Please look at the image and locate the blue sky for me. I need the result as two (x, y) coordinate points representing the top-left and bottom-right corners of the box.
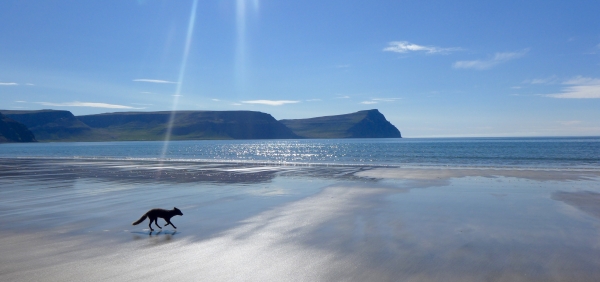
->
(1, 0), (599, 137)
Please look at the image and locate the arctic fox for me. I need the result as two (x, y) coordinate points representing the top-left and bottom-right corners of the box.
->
(132, 207), (183, 231)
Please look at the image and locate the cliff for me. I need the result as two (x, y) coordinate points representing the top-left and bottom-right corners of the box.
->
(0, 113), (37, 143)
(279, 109), (401, 138)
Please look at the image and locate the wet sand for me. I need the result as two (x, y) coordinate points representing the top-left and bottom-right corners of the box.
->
(1, 158), (600, 281)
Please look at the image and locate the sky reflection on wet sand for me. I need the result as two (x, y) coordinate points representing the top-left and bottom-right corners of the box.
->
(1, 158), (600, 281)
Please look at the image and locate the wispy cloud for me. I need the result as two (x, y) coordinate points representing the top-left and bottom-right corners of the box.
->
(335, 95), (350, 99)
(372, 98), (401, 102)
(361, 97), (401, 104)
(384, 41), (461, 54)
(306, 99), (322, 102)
(558, 120), (582, 126)
(0, 82), (18, 86)
(211, 98), (221, 102)
(133, 79), (177, 84)
(15, 100), (27, 103)
(241, 100), (300, 106)
(453, 49), (529, 70)
(523, 75), (559, 85)
(545, 77), (600, 99)
(35, 101), (143, 109)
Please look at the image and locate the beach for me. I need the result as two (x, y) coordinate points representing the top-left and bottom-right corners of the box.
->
(1, 158), (600, 281)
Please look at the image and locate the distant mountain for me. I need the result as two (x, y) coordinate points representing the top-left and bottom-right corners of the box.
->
(0, 113), (37, 143)
(279, 109), (401, 138)
(1, 109), (91, 141)
(0, 109), (401, 141)
(76, 111), (300, 141)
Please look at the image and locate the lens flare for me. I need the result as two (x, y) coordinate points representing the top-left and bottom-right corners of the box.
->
(160, 0), (199, 160)
(235, 0), (259, 93)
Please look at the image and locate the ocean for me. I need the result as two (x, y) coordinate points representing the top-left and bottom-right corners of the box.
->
(1, 136), (599, 169)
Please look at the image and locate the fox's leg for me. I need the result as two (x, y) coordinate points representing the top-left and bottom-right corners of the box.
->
(165, 219), (177, 229)
(148, 221), (154, 231)
(154, 218), (162, 229)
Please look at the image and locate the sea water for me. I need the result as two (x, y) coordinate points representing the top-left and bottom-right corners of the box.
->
(1, 137), (599, 169)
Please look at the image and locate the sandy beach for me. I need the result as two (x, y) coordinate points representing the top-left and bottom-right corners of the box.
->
(2, 158), (600, 281)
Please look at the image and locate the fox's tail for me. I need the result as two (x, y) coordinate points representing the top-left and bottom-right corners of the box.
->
(132, 214), (147, 225)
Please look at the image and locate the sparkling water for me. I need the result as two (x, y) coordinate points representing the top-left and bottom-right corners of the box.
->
(1, 137), (599, 169)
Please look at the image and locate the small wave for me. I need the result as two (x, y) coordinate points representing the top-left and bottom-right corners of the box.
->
(3, 155), (600, 172)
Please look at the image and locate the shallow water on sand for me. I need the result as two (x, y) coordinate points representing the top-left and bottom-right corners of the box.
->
(1, 158), (600, 281)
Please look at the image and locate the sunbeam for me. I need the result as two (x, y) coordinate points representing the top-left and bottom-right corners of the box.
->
(235, 0), (259, 94)
(160, 0), (199, 160)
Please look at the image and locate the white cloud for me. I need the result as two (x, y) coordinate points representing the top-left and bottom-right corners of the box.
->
(133, 79), (177, 84)
(558, 120), (582, 126)
(0, 82), (18, 86)
(360, 98), (401, 105)
(140, 91), (154, 94)
(35, 101), (142, 109)
(523, 75), (559, 85)
(372, 98), (401, 102)
(241, 100), (300, 106)
(306, 99), (322, 102)
(14, 100), (27, 103)
(384, 41), (460, 54)
(545, 77), (600, 99)
(563, 76), (600, 85)
(453, 50), (528, 70)
(335, 95), (350, 99)
(212, 99), (221, 102)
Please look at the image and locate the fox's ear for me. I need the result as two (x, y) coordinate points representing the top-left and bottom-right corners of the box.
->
(174, 207), (177, 209)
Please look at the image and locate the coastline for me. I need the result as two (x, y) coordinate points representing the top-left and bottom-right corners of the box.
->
(2, 158), (600, 281)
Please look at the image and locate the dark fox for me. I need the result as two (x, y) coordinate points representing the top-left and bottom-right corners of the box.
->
(132, 207), (183, 231)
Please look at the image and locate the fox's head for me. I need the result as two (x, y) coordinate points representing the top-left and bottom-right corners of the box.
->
(174, 207), (183, 216)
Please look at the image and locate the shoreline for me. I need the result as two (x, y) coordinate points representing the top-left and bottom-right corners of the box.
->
(3, 156), (600, 172)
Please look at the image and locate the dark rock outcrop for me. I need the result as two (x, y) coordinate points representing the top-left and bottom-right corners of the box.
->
(0, 113), (37, 142)
(280, 109), (401, 138)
